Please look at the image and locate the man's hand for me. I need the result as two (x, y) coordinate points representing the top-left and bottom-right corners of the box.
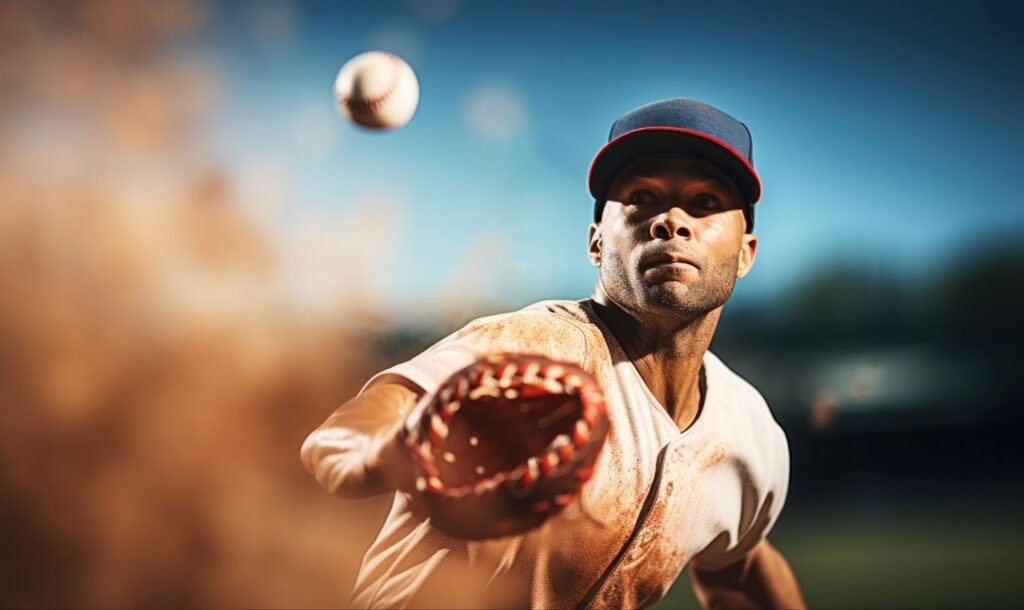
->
(690, 539), (805, 609)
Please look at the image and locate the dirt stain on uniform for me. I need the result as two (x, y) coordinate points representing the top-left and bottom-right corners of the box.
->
(699, 441), (728, 472)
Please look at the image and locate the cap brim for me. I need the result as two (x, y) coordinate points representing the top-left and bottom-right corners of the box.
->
(588, 127), (761, 205)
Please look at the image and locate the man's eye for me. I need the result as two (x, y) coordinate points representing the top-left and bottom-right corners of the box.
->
(627, 190), (656, 206)
(693, 195), (723, 210)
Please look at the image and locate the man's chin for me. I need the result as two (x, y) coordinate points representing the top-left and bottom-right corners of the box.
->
(642, 283), (699, 311)
(639, 282), (725, 317)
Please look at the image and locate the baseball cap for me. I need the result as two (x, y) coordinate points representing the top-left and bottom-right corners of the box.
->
(588, 98), (760, 230)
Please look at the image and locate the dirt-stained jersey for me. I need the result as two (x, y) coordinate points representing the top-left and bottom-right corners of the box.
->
(338, 299), (790, 609)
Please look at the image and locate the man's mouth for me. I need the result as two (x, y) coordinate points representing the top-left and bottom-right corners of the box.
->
(639, 252), (701, 272)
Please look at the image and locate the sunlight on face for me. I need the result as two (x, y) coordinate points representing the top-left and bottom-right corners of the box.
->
(590, 155), (757, 319)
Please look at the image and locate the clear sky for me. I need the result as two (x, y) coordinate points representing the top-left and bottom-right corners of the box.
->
(197, 0), (1023, 320)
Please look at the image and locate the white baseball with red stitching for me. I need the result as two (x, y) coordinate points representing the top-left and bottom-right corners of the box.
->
(334, 50), (419, 130)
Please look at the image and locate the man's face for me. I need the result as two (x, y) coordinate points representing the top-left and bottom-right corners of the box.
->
(588, 154), (758, 320)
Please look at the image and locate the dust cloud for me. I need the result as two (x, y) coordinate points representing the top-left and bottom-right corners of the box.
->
(0, 2), (396, 607)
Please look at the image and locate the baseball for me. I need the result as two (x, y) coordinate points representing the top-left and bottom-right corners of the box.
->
(333, 50), (419, 130)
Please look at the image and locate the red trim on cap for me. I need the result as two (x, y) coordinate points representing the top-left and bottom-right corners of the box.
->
(588, 126), (762, 203)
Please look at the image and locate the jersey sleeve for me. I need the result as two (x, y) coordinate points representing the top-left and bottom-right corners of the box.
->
(689, 420), (791, 571)
(361, 311), (591, 397)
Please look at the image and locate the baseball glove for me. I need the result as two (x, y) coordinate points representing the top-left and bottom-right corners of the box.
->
(402, 353), (609, 540)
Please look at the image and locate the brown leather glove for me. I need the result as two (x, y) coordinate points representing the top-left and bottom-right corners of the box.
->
(401, 353), (609, 540)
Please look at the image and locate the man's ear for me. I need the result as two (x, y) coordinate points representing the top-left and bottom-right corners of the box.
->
(736, 233), (757, 278)
(587, 223), (602, 267)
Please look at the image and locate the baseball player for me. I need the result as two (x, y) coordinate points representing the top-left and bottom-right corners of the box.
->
(301, 98), (806, 609)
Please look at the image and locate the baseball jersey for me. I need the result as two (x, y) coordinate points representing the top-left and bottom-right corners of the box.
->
(348, 299), (790, 609)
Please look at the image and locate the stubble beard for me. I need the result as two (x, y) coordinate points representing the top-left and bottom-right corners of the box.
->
(601, 251), (740, 319)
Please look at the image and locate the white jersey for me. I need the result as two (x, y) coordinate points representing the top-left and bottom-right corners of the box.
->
(349, 299), (790, 609)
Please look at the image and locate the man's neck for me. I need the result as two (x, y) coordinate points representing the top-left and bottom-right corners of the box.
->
(591, 283), (720, 432)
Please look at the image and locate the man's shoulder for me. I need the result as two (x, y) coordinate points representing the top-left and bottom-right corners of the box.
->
(364, 300), (603, 395)
(705, 351), (790, 486)
(705, 350), (786, 436)
(445, 299), (603, 366)
(458, 299), (601, 341)
(705, 351), (765, 406)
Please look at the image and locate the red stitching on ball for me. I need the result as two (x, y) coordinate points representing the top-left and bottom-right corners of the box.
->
(342, 53), (402, 113)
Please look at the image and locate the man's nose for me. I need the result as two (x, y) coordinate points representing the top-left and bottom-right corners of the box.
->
(650, 211), (692, 240)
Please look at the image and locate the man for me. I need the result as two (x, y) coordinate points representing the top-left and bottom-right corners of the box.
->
(301, 98), (806, 609)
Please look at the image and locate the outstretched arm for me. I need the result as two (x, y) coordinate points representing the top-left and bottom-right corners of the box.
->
(690, 539), (805, 609)
(300, 380), (422, 498)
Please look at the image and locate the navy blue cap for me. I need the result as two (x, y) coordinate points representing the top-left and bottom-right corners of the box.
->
(588, 98), (761, 225)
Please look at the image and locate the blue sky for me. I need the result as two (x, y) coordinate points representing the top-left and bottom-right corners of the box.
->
(197, 0), (1023, 319)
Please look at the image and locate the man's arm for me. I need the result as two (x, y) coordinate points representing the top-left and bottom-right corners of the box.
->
(300, 380), (422, 498)
(690, 539), (805, 609)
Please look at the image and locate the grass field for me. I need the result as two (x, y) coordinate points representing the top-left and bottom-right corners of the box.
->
(652, 501), (1024, 609)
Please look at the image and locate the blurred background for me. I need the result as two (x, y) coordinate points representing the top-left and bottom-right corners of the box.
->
(0, 0), (1021, 608)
